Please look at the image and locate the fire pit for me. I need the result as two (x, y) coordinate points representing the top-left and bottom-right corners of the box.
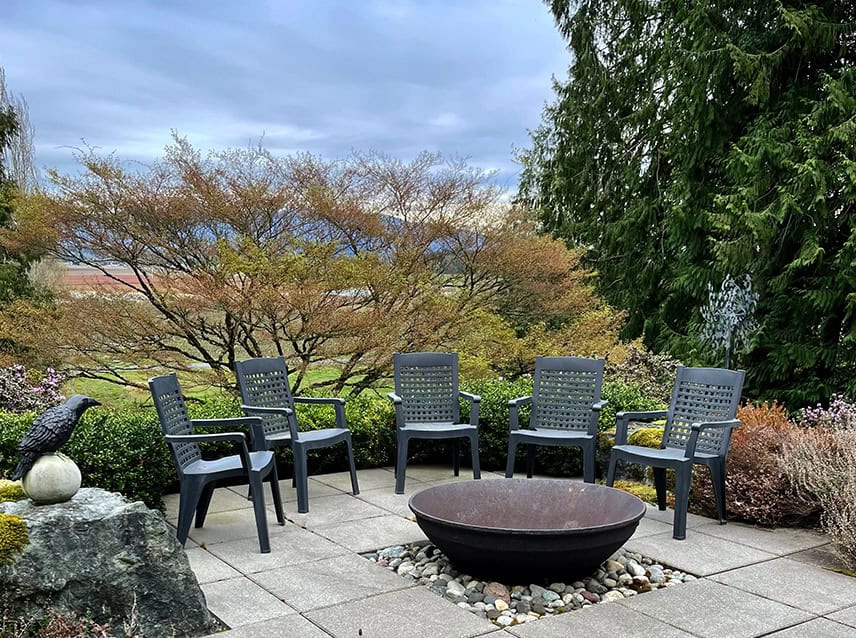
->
(409, 479), (646, 581)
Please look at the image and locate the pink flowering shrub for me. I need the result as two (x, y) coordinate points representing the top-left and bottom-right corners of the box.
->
(0, 365), (65, 413)
(798, 394), (856, 431)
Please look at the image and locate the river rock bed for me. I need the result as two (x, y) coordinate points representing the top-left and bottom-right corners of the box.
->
(362, 543), (695, 628)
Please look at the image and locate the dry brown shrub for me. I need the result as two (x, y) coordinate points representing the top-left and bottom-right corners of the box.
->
(0, 609), (110, 638)
(781, 428), (856, 570)
(690, 401), (817, 526)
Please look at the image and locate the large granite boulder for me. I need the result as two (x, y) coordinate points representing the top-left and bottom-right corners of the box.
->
(0, 488), (215, 637)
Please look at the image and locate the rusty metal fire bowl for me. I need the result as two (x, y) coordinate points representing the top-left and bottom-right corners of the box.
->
(408, 479), (647, 581)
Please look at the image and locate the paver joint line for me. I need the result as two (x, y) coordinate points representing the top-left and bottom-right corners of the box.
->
(174, 466), (852, 636)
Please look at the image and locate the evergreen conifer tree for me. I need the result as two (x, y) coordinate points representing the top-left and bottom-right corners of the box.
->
(518, 1), (856, 405)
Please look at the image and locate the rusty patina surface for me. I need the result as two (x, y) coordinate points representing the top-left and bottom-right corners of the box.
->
(409, 479), (646, 581)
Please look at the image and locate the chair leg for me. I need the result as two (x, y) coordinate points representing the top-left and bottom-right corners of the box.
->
(194, 482), (216, 528)
(470, 434), (480, 480)
(249, 472), (271, 553)
(606, 454), (618, 487)
(582, 443), (596, 484)
(526, 445), (536, 478)
(176, 483), (200, 546)
(505, 438), (517, 478)
(395, 437), (409, 494)
(452, 439), (460, 476)
(294, 445), (310, 514)
(652, 467), (668, 511)
(346, 435), (360, 495)
(672, 466), (692, 541)
(268, 464), (285, 525)
(710, 460), (727, 524)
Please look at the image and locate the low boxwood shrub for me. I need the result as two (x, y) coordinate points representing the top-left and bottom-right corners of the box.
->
(0, 393), (397, 510)
(0, 375), (671, 508)
(0, 408), (174, 511)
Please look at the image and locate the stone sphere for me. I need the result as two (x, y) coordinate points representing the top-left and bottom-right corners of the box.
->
(22, 452), (82, 505)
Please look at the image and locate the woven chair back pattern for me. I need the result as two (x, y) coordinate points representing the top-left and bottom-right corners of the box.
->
(665, 369), (744, 455)
(398, 363), (458, 424)
(236, 360), (293, 437)
(532, 367), (601, 431)
(150, 375), (200, 470)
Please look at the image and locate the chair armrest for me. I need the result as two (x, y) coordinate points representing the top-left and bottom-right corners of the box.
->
(166, 432), (246, 444)
(585, 399), (609, 435)
(686, 419), (741, 458)
(616, 410), (668, 422)
(293, 396), (347, 429)
(691, 419), (741, 432)
(508, 395), (532, 431)
(191, 416), (266, 451)
(239, 405), (294, 416)
(191, 417), (265, 428)
(508, 395), (533, 408)
(166, 432), (253, 472)
(460, 391), (480, 426)
(240, 405), (299, 446)
(614, 409), (668, 445)
(387, 393), (405, 430)
(293, 396), (345, 406)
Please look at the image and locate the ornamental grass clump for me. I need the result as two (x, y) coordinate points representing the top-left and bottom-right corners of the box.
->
(782, 418), (856, 570)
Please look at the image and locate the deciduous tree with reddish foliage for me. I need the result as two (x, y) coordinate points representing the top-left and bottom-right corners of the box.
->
(2, 137), (622, 393)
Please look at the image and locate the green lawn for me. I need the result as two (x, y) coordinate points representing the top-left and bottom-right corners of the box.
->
(63, 365), (392, 410)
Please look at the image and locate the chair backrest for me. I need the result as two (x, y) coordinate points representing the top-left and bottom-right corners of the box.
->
(531, 356), (605, 431)
(234, 357), (294, 437)
(663, 367), (746, 456)
(148, 373), (200, 474)
(393, 352), (460, 424)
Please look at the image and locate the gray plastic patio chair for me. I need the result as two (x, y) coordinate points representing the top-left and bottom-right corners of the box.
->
(234, 357), (359, 514)
(148, 373), (284, 553)
(606, 366), (745, 540)
(505, 356), (607, 483)
(388, 352), (481, 494)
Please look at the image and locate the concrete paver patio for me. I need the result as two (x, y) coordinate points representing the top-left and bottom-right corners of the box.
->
(162, 466), (856, 637)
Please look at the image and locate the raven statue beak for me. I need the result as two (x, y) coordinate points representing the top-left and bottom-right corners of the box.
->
(90, 399), (102, 406)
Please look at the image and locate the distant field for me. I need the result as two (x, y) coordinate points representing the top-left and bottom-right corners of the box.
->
(62, 365), (392, 410)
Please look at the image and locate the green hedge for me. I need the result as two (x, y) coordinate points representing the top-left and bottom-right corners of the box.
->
(0, 378), (664, 510)
(0, 408), (174, 511)
(0, 395), (397, 511)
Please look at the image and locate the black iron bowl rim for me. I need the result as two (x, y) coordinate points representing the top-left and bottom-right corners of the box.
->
(408, 480), (647, 536)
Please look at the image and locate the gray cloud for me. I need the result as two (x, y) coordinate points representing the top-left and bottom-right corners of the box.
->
(0, 0), (568, 190)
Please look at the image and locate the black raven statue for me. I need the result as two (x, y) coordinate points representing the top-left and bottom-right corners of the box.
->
(10, 394), (101, 481)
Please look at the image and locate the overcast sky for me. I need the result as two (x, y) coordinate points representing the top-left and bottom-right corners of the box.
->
(1, 0), (568, 191)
